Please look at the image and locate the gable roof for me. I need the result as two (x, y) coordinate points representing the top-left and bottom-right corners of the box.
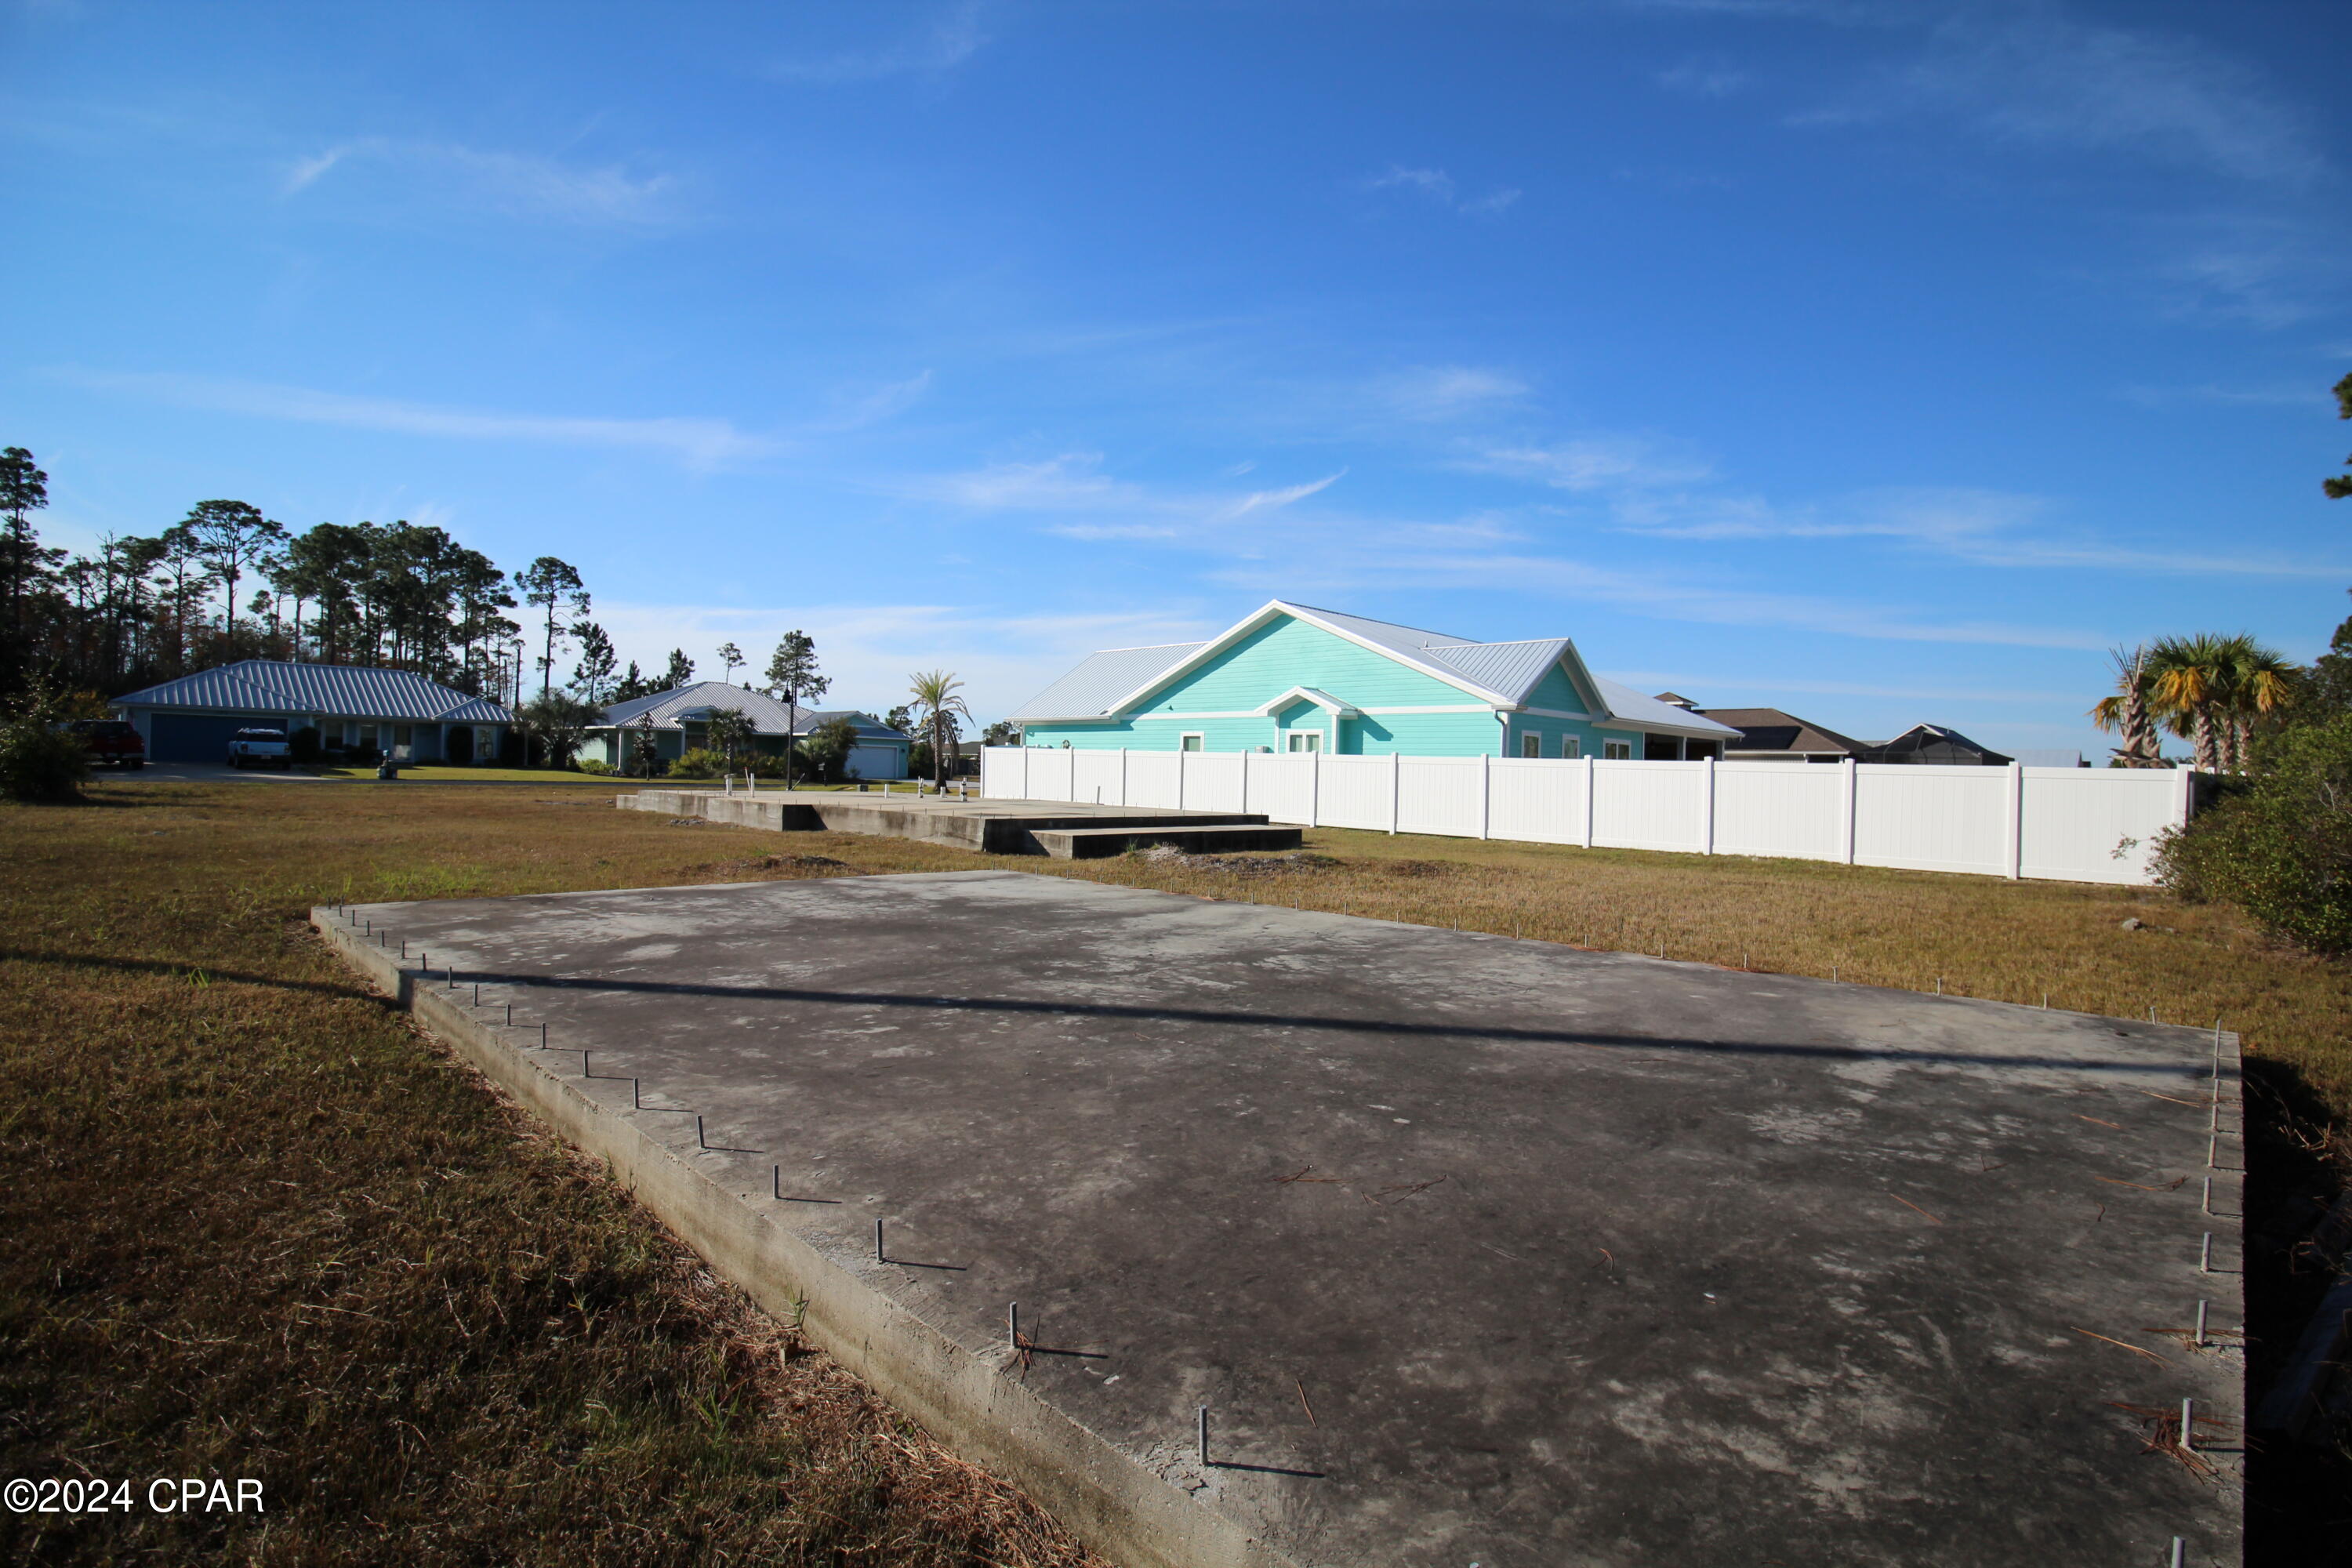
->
(112, 660), (513, 723)
(1694, 706), (1871, 757)
(598, 682), (906, 739)
(1005, 642), (1209, 722)
(1008, 601), (1737, 736)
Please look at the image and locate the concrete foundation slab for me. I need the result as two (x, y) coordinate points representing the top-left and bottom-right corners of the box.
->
(619, 788), (1296, 856)
(317, 872), (2243, 1568)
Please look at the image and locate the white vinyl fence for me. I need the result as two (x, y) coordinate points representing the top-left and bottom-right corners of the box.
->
(980, 747), (2198, 887)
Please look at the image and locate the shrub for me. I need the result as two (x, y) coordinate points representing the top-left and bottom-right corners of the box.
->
(0, 691), (93, 803)
(667, 747), (725, 779)
(2155, 714), (2352, 954)
(574, 757), (614, 776)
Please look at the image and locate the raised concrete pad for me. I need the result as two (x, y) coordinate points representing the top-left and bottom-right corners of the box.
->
(619, 788), (1289, 857)
(1028, 824), (1305, 858)
(317, 873), (2244, 1568)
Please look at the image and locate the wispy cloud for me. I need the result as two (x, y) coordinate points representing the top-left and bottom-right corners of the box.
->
(1657, 54), (1750, 97)
(58, 370), (779, 469)
(893, 452), (1345, 539)
(1362, 165), (1521, 217)
(1459, 435), (1713, 492)
(1377, 366), (1530, 422)
(768, 2), (987, 83)
(1787, 12), (2325, 187)
(281, 136), (681, 224)
(2119, 382), (2330, 408)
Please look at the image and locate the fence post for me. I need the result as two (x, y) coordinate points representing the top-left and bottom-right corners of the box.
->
(1389, 750), (1401, 835)
(1840, 757), (1858, 865)
(1019, 746), (1030, 801)
(2005, 760), (2024, 880)
(1241, 748), (1251, 813)
(1308, 747), (1319, 829)
(1582, 754), (1595, 848)
(2179, 763), (2197, 829)
(1700, 757), (1716, 855)
(1479, 752), (1491, 840)
(1178, 746), (1188, 811)
(1119, 746), (1127, 807)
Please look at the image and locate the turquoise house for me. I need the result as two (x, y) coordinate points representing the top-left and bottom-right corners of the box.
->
(1007, 601), (1740, 760)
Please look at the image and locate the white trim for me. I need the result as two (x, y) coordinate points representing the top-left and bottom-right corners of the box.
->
(1254, 685), (1360, 718)
(1103, 600), (1513, 714)
(1516, 706), (1595, 721)
(1178, 731), (1205, 752)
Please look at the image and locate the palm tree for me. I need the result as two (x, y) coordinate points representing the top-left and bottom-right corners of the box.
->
(2089, 645), (2164, 768)
(2143, 633), (2231, 772)
(2139, 633), (2297, 773)
(907, 669), (972, 790)
(2215, 633), (2296, 771)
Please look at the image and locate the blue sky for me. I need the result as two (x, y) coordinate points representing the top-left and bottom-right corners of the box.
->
(5, 0), (2347, 753)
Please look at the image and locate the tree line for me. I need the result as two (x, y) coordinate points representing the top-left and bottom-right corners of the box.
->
(0, 445), (629, 706)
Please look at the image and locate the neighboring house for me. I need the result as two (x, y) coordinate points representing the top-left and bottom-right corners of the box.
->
(111, 659), (514, 764)
(1653, 695), (1871, 763)
(583, 682), (910, 779)
(2012, 749), (2088, 768)
(1864, 724), (2013, 766)
(1007, 601), (1740, 760)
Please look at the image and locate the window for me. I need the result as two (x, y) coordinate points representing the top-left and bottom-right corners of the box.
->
(1603, 739), (1632, 760)
(1643, 734), (1684, 761)
(1560, 736), (1580, 759)
(1180, 733), (1204, 752)
(1521, 734), (1541, 758)
(1286, 731), (1322, 753)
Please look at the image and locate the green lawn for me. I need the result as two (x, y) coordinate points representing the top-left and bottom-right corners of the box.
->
(301, 764), (623, 783)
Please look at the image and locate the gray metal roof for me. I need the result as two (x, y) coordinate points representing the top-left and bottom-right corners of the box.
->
(1006, 643), (1207, 722)
(599, 682), (907, 740)
(112, 660), (514, 723)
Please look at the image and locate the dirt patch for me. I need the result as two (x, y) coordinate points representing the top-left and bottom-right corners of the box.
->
(1134, 844), (1338, 879)
(706, 853), (851, 875)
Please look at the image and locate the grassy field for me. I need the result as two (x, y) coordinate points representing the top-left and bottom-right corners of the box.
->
(301, 764), (620, 783)
(2, 781), (2344, 1563)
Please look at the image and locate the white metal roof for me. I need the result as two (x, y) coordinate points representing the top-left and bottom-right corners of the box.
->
(1421, 638), (1576, 708)
(1005, 642), (1207, 722)
(1591, 679), (1741, 738)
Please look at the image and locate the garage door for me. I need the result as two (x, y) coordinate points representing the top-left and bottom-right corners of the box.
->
(844, 743), (906, 780)
(148, 712), (285, 763)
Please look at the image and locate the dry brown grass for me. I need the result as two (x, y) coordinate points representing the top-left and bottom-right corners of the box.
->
(2, 779), (2345, 1563)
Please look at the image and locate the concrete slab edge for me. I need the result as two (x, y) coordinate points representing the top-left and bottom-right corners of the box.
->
(310, 906), (1298, 1568)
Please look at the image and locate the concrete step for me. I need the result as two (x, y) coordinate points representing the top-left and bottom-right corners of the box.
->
(1029, 823), (1305, 859)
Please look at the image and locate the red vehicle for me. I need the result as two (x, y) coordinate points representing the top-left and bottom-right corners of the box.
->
(65, 719), (147, 769)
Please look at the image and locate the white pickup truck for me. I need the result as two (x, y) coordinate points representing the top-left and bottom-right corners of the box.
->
(226, 727), (293, 769)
